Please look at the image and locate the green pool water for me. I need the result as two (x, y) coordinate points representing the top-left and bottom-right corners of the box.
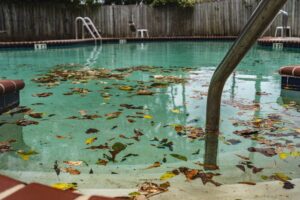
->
(0, 41), (299, 189)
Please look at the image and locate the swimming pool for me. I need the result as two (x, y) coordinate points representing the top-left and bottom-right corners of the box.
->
(0, 41), (299, 191)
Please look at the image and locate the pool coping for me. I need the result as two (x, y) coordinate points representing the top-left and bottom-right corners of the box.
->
(0, 36), (237, 49)
(258, 37), (300, 48)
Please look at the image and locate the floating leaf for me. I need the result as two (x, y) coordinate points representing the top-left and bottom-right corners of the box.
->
(85, 137), (97, 145)
(119, 85), (133, 91)
(105, 112), (122, 120)
(16, 119), (39, 126)
(85, 128), (99, 134)
(279, 152), (289, 160)
(171, 109), (180, 114)
(51, 182), (77, 190)
(143, 115), (153, 119)
(17, 150), (38, 160)
(136, 90), (154, 95)
(33, 92), (53, 98)
(170, 154), (187, 161)
(28, 112), (43, 119)
(160, 171), (177, 180)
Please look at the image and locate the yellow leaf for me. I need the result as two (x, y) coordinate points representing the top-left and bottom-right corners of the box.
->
(295, 128), (300, 133)
(51, 183), (77, 190)
(144, 115), (153, 119)
(160, 171), (177, 180)
(274, 173), (291, 181)
(171, 109), (180, 114)
(17, 150), (38, 161)
(279, 152), (289, 160)
(290, 151), (300, 157)
(85, 137), (97, 145)
(119, 86), (133, 91)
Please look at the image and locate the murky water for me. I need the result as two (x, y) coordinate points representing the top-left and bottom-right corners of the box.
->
(0, 41), (299, 189)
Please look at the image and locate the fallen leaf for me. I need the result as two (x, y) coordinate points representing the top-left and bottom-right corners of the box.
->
(160, 171), (177, 180)
(144, 115), (153, 119)
(170, 154), (187, 161)
(63, 161), (83, 166)
(137, 90), (154, 95)
(144, 162), (161, 169)
(51, 182), (77, 190)
(105, 112), (122, 120)
(85, 128), (99, 134)
(64, 167), (81, 175)
(279, 152), (289, 160)
(33, 92), (53, 97)
(85, 137), (97, 145)
(97, 159), (108, 166)
(238, 181), (256, 185)
(248, 147), (277, 157)
(236, 165), (246, 172)
(171, 109), (180, 114)
(119, 85), (133, 91)
(283, 181), (295, 189)
(28, 113), (43, 119)
(17, 150), (38, 160)
(16, 119), (39, 126)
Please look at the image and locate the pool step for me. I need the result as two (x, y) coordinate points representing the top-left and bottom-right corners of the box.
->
(0, 174), (118, 200)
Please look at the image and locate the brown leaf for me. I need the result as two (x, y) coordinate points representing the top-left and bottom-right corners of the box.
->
(64, 167), (80, 175)
(136, 90), (154, 95)
(97, 159), (108, 166)
(248, 147), (277, 157)
(85, 128), (99, 134)
(238, 181), (256, 185)
(33, 92), (53, 97)
(252, 167), (264, 174)
(236, 165), (246, 172)
(16, 119), (39, 126)
(144, 162), (161, 169)
(28, 113), (43, 119)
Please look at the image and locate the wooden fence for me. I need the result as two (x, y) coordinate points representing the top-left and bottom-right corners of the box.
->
(0, 0), (299, 41)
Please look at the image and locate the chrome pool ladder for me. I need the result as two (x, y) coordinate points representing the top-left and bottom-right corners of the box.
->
(75, 17), (102, 41)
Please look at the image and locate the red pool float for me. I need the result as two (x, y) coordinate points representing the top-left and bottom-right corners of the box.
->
(279, 66), (300, 91)
(0, 80), (25, 114)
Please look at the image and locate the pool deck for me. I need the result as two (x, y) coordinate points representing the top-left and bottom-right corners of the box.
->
(0, 36), (237, 48)
(258, 37), (300, 48)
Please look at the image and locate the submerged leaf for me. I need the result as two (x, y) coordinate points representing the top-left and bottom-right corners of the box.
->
(64, 167), (81, 175)
(85, 137), (97, 145)
(160, 171), (177, 180)
(144, 162), (161, 169)
(17, 150), (38, 160)
(170, 154), (187, 161)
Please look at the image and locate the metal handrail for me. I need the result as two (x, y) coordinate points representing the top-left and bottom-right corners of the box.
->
(84, 17), (102, 39)
(261, 9), (289, 37)
(204, 0), (288, 166)
(75, 17), (101, 40)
